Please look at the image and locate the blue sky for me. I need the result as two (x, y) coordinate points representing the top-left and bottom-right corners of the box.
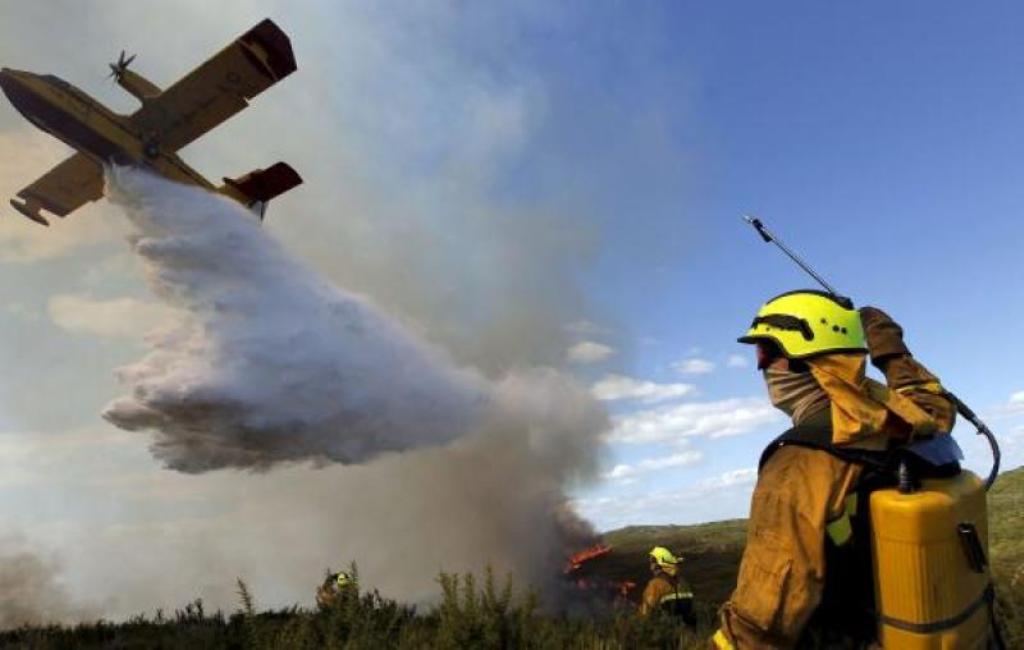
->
(0, 0), (1022, 612)
(495, 2), (1024, 526)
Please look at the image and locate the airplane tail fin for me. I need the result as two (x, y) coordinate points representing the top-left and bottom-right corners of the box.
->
(220, 162), (302, 221)
(10, 197), (50, 226)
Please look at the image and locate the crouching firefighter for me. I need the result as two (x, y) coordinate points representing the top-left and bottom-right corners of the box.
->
(640, 546), (697, 628)
(711, 290), (965, 649)
(316, 570), (358, 608)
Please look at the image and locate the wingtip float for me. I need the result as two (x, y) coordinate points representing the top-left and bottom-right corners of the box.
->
(0, 18), (302, 227)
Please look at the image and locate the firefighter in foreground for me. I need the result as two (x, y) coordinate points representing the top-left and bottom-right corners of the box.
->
(711, 290), (956, 649)
(640, 546), (696, 627)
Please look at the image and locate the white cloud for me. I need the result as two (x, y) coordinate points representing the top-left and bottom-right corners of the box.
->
(567, 340), (615, 364)
(608, 397), (781, 444)
(591, 374), (694, 404)
(700, 467), (757, 490)
(48, 294), (174, 341)
(726, 354), (749, 369)
(673, 357), (715, 375)
(604, 450), (703, 482)
(572, 465), (760, 530)
(989, 391), (1024, 419)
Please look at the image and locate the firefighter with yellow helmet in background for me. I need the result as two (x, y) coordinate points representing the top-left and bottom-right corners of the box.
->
(710, 290), (956, 649)
(316, 570), (359, 608)
(640, 546), (696, 627)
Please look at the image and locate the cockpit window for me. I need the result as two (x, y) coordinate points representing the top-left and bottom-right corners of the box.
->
(40, 74), (70, 88)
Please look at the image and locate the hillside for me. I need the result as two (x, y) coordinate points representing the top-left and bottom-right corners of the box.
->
(987, 464), (1024, 577)
(595, 466), (1024, 598)
(596, 520), (746, 606)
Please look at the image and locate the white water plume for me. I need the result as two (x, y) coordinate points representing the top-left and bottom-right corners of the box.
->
(100, 167), (605, 493)
(100, 168), (503, 472)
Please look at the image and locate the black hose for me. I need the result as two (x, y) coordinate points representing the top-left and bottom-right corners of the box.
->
(985, 583), (1008, 650)
(946, 392), (1001, 491)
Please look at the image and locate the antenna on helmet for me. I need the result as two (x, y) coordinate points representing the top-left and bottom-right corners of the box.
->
(742, 215), (841, 296)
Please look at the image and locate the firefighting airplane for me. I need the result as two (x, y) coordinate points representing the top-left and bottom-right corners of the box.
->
(0, 18), (302, 226)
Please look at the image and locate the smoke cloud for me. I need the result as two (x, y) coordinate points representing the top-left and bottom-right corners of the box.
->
(99, 167), (607, 603)
(0, 3), (673, 619)
(0, 538), (94, 628)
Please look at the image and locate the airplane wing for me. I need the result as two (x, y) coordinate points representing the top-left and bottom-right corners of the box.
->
(130, 19), (296, 153)
(10, 152), (103, 225)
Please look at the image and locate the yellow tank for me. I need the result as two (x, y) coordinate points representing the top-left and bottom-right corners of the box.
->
(870, 470), (992, 649)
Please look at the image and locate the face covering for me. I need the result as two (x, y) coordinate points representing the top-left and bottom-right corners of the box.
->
(764, 366), (830, 424)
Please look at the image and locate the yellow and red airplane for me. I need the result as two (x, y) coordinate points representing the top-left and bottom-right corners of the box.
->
(0, 18), (302, 226)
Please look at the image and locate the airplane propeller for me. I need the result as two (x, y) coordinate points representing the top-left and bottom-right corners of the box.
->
(107, 50), (136, 81)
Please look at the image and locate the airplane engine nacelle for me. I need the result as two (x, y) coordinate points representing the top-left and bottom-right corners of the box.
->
(117, 70), (161, 103)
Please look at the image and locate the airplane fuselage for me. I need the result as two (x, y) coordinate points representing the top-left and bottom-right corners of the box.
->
(0, 19), (301, 226)
(0, 68), (214, 190)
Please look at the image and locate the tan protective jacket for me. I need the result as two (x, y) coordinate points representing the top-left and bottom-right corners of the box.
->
(712, 353), (955, 650)
(639, 573), (694, 617)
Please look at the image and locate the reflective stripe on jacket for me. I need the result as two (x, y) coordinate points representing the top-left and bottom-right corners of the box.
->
(639, 575), (693, 617)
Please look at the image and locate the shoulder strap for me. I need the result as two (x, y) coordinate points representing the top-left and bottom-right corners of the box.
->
(759, 425), (893, 472)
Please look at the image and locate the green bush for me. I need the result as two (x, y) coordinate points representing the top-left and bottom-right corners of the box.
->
(0, 566), (706, 650)
(0, 571), (1018, 649)
(994, 571), (1024, 648)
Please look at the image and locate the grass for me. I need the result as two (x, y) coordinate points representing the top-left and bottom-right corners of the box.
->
(987, 462), (1024, 576)
(0, 468), (1020, 648)
(987, 465), (1024, 647)
(0, 570), (707, 650)
(601, 519), (747, 607)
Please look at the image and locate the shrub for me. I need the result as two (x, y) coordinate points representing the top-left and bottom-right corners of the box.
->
(0, 570), (1016, 648)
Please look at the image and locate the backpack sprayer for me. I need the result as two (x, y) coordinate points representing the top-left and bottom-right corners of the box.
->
(744, 215), (1007, 650)
(742, 214), (1001, 490)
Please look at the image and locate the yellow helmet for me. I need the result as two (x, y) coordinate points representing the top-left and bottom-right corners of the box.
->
(738, 290), (866, 359)
(649, 546), (680, 571)
(335, 571), (356, 589)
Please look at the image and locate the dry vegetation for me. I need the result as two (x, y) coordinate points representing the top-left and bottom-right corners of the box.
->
(0, 468), (1020, 649)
